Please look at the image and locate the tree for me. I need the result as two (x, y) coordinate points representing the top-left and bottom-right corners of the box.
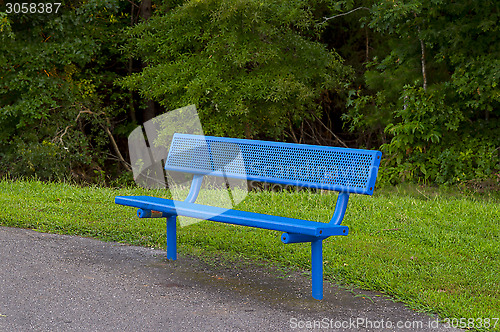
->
(345, 0), (500, 184)
(120, 0), (351, 140)
(0, 0), (132, 181)
(138, 0), (158, 123)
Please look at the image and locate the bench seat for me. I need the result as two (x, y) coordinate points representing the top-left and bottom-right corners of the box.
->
(115, 195), (348, 238)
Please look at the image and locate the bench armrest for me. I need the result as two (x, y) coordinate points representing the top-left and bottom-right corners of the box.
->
(329, 192), (349, 225)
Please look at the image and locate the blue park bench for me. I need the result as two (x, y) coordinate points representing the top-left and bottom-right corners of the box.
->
(115, 133), (382, 300)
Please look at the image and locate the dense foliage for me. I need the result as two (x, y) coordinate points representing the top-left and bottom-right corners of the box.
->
(0, 0), (498, 186)
(346, 0), (500, 184)
(0, 0), (132, 182)
(120, 0), (351, 139)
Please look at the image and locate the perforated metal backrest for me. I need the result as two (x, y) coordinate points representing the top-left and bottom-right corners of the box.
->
(165, 134), (382, 195)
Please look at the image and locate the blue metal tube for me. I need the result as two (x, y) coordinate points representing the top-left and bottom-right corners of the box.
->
(311, 239), (323, 300)
(281, 233), (319, 244)
(166, 215), (177, 260)
(329, 192), (349, 225)
(184, 175), (204, 203)
(137, 209), (168, 218)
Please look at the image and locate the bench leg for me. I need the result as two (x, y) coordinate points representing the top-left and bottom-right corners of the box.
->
(311, 239), (323, 300)
(166, 215), (177, 260)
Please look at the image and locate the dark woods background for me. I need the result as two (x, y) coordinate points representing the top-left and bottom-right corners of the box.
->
(0, 0), (498, 187)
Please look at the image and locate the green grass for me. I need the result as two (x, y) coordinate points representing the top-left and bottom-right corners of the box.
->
(1, 179), (499, 331)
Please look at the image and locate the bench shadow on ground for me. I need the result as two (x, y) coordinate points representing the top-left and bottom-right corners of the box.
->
(149, 249), (434, 320)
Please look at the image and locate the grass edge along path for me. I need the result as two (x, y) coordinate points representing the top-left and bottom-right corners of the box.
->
(0, 179), (499, 331)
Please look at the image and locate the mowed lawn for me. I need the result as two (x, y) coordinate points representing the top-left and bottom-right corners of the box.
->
(1, 179), (499, 330)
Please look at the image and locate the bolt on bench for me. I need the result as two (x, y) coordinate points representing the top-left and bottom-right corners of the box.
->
(115, 133), (382, 300)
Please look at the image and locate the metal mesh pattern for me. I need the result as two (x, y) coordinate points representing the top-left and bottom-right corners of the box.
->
(166, 134), (380, 193)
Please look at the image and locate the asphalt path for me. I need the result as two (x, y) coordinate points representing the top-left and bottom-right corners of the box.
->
(0, 226), (461, 331)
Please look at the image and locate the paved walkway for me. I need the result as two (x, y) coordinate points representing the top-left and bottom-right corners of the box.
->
(0, 226), (460, 331)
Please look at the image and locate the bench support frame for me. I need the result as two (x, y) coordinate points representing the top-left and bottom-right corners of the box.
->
(166, 215), (177, 260)
(164, 213), (325, 300)
(136, 186), (351, 301)
(311, 239), (323, 300)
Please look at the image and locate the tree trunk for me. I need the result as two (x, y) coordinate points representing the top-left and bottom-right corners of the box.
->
(414, 14), (427, 91)
(419, 32), (427, 91)
(140, 0), (152, 21)
(365, 27), (369, 63)
(128, 1), (138, 123)
(140, 0), (155, 122)
(143, 100), (156, 123)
